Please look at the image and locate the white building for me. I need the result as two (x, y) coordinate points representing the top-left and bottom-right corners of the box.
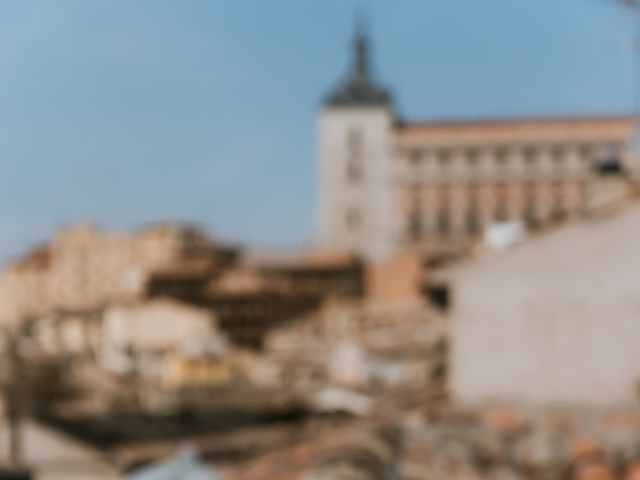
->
(100, 299), (225, 378)
(316, 25), (635, 260)
(447, 202), (640, 407)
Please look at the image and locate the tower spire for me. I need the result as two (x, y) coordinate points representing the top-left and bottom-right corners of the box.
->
(353, 12), (369, 79)
(324, 14), (392, 108)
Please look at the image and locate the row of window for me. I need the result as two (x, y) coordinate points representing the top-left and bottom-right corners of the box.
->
(345, 150), (623, 187)
(406, 181), (585, 200)
(344, 196), (573, 236)
(407, 201), (571, 237)
(405, 143), (623, 167)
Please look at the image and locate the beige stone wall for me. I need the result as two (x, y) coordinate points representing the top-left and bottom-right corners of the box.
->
(318, 109), (634, 258)
(0, 223), (221, 327)
(46, 224), (137, 312)
(392, 116), (634, 248)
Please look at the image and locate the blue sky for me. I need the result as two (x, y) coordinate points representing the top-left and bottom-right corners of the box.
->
(0, 0), (636, 262)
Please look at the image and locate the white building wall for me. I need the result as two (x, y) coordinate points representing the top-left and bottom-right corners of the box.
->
(317, 107), (395, 260)
(450, 205), (640, 407)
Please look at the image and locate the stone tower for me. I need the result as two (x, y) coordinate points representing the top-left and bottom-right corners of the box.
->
(316, 23), (395, 260)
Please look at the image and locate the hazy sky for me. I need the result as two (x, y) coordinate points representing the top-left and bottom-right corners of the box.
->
(0, 0), (636, 262)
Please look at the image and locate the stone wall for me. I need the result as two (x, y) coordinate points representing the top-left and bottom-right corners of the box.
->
(449, 203), (640, 407)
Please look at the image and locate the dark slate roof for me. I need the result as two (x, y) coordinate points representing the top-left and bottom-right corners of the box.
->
(325, 27), (392, 108)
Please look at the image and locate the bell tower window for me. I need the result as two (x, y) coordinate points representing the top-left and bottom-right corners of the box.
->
(347, 127), (363, 183)
(347, 128), (362, 156)
(346, 208), (362, 232)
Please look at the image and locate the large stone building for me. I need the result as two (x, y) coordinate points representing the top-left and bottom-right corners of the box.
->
(317, 26), (636, 259)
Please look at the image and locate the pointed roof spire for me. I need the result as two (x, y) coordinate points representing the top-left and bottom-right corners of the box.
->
(353, 11), (370, 79)
(325, 12), (391, 108)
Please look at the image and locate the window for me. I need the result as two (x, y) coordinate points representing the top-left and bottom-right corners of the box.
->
(494, 201), (508, 222)
(347, 128), (362, 155)
(437, 207), (450, 236)
(346, 208), (362, 231)
(466, 184), (481, 234)
(437, 148), (452, 167)
(550, 181), (565, 222)
(551, 145), (566, 170)
(409, 149), (423, 167)
(466, 147), (480, 165)
(347, 127), (363, 183)
(465, 208), (481, 235)
(579, 143), (595, 165)
(494, 182), (508, 222)
(495, 146), (509, 171)
(523, 146), (538, 167)
(408, 208), (423, 240)
(347, 161), (362, 183)
(594, 143), (624, 175)
(523, 181), (536, 198)
(551, 200), (566, 222)
(426, 282), (450, 311)
(408, 188), (423, 239)
(524, 202), (537, 229)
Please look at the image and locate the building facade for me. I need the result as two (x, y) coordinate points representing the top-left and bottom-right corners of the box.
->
(317, 27), (636, 259)
(0, 223), (236, 327)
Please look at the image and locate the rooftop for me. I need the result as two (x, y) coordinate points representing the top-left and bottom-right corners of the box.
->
(324, 22), (391, 108)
